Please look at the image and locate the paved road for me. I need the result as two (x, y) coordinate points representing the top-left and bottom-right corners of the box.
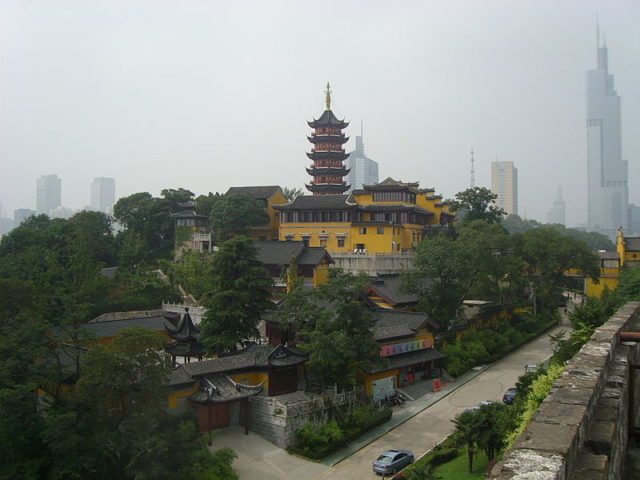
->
(217, 309), (573, 480)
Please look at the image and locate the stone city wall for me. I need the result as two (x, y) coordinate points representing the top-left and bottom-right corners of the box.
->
(249, 391), (357, 449)
(490, 301), (640, 480)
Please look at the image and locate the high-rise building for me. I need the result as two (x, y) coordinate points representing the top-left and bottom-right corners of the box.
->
(14, 208), (36, 226)
(547, 187), (566, 225)
(346, 135), (378, 192)
(491, 161), (518, 216)
(586, 29), (628, 236)
(305, 83), (350, 195)
(91, 177), (116, 213)
(36, 174), (61, 214)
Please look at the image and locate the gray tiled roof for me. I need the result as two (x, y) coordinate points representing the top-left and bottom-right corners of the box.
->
(625, 237), (640, 251)
(188, 375), (264, 404)
(298, 247), (333, 265)
(274, 194), (351, 211)
(169, 343), (307, 386)
(256, 241), (305, 265)
(82, 311), (179, 338)
(369, 348), (446, 373)
(226, 186), (282, 199)
(368, 274), (433, 307)
(372, 309), (438, 341)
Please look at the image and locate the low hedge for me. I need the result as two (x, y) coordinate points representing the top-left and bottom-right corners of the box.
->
(443, 314), (557, 377)
(290, 406), (392, 460)
(428, 447), (459, 467)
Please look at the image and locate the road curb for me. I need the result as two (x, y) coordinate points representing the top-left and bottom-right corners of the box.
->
(324, 364), (491, 467)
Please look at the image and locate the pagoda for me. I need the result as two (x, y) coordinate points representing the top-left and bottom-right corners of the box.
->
(306, 83), (350, 195)
(165, 307), (205, 367)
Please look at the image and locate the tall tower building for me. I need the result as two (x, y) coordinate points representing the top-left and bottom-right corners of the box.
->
(305, 83), (350, 195)
(36, 174), (61, 214)
(547, 187), (566, 225)
(91, 177), (116, 213)
(586, 29), (628, 236)
(346, 132), (378, 192)
(491, 161), (518, 216)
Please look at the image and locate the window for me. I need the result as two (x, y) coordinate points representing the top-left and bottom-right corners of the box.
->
(285, 234), (294, 241)
(359, 227), (367, 235)
(319, 234), (328, 246)
(377, 227), (385, 234)
(301, 234), (310, 246)
(337, 236), (345, 247)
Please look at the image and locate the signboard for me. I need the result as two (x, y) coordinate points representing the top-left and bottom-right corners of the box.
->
(371, 376), (395, 402)
(433, 378), (441, 391)
(380, 336), (434, 357)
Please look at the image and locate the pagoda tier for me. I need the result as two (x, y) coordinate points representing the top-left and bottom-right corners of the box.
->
(306, 83), (351, 195)
(306, 166), (350, 176)
(307, 109), (349, 129)
(306, 150), (349, 161)
(307, 134), (349, 145)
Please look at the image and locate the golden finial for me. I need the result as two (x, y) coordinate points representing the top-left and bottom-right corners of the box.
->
(325, 82), (332, 110)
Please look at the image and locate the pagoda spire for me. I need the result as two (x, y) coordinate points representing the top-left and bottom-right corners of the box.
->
(325, 82), (332, 110)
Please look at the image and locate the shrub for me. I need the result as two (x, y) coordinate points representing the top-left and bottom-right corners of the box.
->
(428, 447), (458, 467)
(293, 420), (346, 459)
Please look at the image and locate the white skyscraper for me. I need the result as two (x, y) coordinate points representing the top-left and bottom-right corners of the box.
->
(91, 177), (116, 213)
(586, 29), (628, 236)
(491, 161), (518, 216)
(36, 174), (61, 214)
(346, 135), (378, 191)
(547, 187), (566, 225)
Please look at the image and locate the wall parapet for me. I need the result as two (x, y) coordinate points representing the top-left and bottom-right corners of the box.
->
(490, 301), (640, 480)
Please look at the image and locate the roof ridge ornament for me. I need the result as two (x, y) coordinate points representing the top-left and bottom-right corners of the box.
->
(325, 82), (331, 110)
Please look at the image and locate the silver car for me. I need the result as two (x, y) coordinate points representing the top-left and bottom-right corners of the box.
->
(372, 449), (414, 475)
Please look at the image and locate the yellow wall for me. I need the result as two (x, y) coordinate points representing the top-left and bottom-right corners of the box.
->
(363, 369), (400, 395)
(168, 384), (199, 409)
(586, 276), (619, 298)
(266, 190), (288, 240)
(313, 263), (330, 287)
(229, 372), (270, 388)
(278, 185), (452, 254)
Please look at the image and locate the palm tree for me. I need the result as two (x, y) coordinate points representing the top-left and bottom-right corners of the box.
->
(476, 403), (507, 461)
(452, 410), (482, 473)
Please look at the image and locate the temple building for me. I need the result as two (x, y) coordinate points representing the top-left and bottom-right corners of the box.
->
(306, 83), (350, 195)
(165, 307), (205, 367)
(275, 177), (453, 254)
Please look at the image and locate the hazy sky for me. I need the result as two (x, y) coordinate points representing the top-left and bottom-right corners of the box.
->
(1, 0), (639, 226)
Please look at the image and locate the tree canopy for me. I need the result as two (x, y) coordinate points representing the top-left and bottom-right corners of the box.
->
(199, 236), (273, 353)
(209, 193), (268, 242)
(449, 187), (505, 224)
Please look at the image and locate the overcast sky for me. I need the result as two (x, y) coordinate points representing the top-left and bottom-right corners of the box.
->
(1, 0), (639, 226)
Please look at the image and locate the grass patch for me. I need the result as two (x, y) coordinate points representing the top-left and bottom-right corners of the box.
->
(432, 447), (488, 479)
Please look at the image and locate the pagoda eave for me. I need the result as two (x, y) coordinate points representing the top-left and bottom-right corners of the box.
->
(305, 183), (350, 194)
(307, 135), (349, 144)
(306, 167), (350, 176)
(306, 151), (350, 161)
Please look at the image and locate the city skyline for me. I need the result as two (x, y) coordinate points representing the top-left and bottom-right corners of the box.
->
(1, 1), (639, 227)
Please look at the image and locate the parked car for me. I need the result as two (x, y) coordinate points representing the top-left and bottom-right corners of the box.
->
(525, 364), (538, 374)
(503, 387), (518, 405)
(464, 400), (495, 413)
(372, 449), (414, 475)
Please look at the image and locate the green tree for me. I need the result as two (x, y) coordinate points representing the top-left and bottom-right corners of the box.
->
(456, 220), (526, 304)
(514, 228), (599, 315)
(288, 271), (384, 392)
(452, 410), (482, 472)
(200, 236), (273, 353)
(210, 193), (268, 242)
(406, 235), (473, 328)
(282, 186), (304, 202)
(195, 191), (223, 218)
(449, 187), (505, 224)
